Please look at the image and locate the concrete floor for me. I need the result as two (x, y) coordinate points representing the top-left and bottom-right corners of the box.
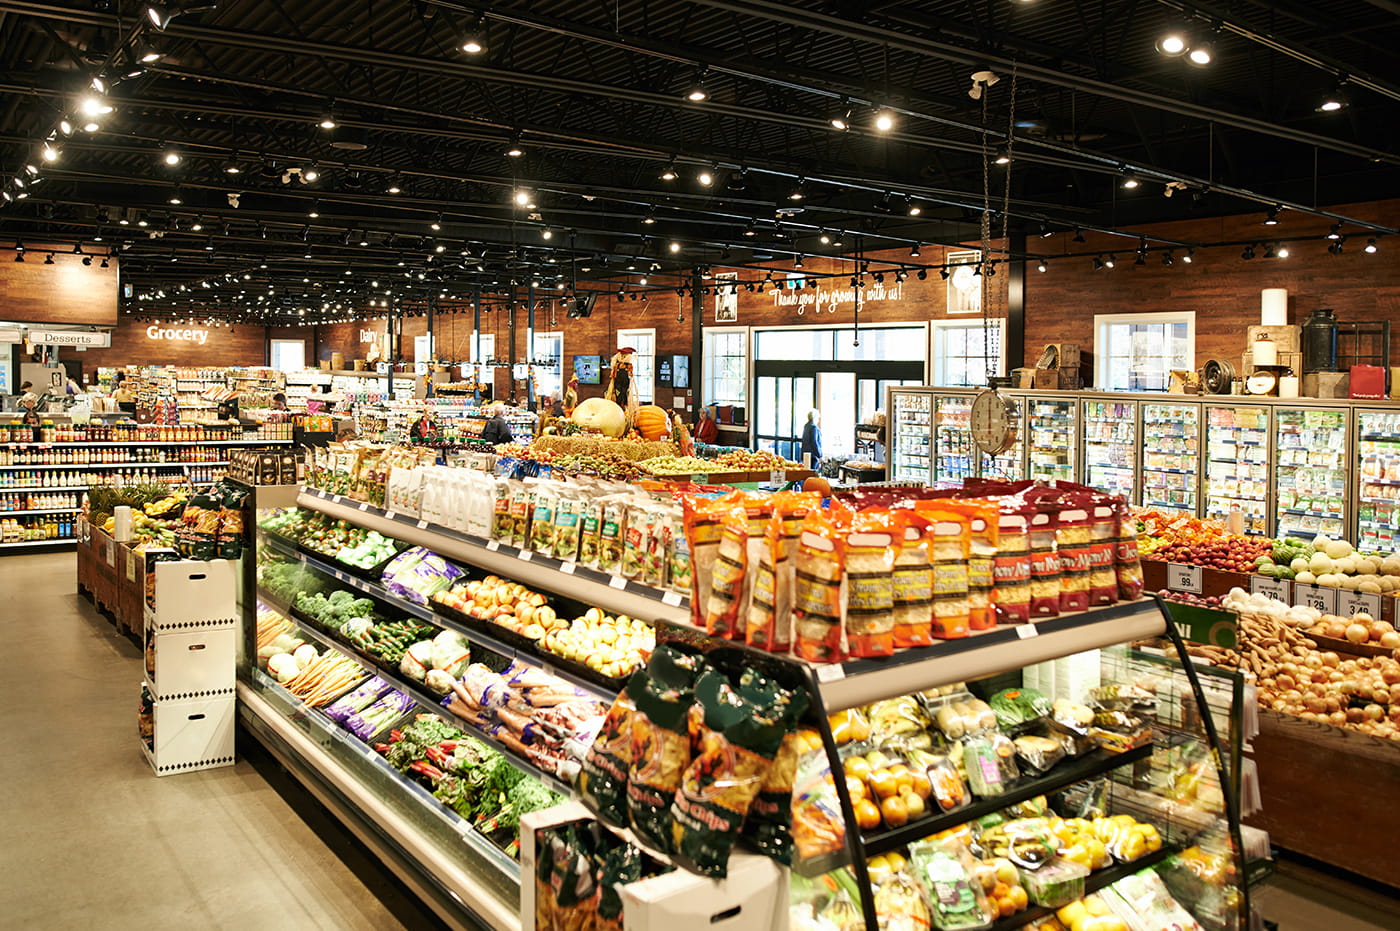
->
(2, 550), (1397, 930)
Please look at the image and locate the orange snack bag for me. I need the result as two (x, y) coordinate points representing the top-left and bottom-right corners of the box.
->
(924, 510), (971, 639)
(892, 512), (934, 648)
(844, 509), (898, 658)
(681, 495), (727, 629)
(704, 505), (750, 638)
(931, 499), (1000, 630)
(793, 508), (847, 663)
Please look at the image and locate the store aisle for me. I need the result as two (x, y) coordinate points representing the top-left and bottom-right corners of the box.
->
(0, 552), (437, 931)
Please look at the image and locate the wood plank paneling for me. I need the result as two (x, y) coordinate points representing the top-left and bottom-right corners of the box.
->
(59, 321), (268, 381)
(0, 244), (119, 326)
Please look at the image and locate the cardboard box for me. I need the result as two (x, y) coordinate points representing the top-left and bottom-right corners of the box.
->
(1033, 369), (1059, 390)
(1390, 367), (1400, 400)
(1246, 325), (1301, 353)
(1057, 368), (1083, 389)
(1037, 343), (1081, 368)
(1013, 367), (1036, 389)
(1350, 364), (1387, 399)
(141, 693), (236, 776)
(1241, 350), (1302, 374)
(1303, 372), (1350, 399)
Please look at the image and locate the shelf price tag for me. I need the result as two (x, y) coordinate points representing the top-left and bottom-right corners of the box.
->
(769, 470), (785, 485)
(815, 663), (846, 683)
(1250, 576), (1291, 602)
(517, 549), (533, 563)
(416, 519), (429, 529)
(1339, 590), (1383, 617)
(559, 561), (577, 575)
(1016, 624), (1039, 640)
(609, 575), (628, 590)
(357, 502), (369, 512)
(485, 540), (501, 552)
(1167, 563), (1203, 594)
(661, 590), (683, 607)
(384, 511), (396, 521)
(691, 474), (708, 484)
(331, 494), (341, 503)
(1294, 582), (1338, 615)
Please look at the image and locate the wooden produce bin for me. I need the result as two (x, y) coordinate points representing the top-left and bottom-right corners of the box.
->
(1247, 709), (1400, 890)
(1141, 558), (1251, 598)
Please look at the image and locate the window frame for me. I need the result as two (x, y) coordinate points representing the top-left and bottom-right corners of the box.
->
(616, 327), (656, 403)
(928, 318), (1006, 387)
(1092, 311), (1196, 392)
(703, 325), (749, 408)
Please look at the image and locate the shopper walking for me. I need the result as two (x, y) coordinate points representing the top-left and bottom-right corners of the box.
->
(17, 381), (39, 411)
(801, 409), (823, 470)
(479, 403), (514, 446)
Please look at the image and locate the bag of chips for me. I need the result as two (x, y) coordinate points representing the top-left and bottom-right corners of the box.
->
(844, 510), (898, 658)
(792, 509), (847, 663)
(576, 675), (642, 827)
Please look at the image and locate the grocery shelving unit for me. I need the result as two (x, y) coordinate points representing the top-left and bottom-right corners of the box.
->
(239, 486), (1250, 931)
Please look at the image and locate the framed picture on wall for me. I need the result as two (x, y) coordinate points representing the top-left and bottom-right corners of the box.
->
(945, 249), (982, 315)
(656, 355), (674, 387)
(715, 272), (738, 322)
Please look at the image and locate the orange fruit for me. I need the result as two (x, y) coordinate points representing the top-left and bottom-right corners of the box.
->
(868, 770), (898, 799)
(846, 776), (868, 800)
(1009, 886), (1028, 910)
(880, 795), (909, 827)
(854, 799), (882, 831)
(910, 772), (932, 799)
(844, 757), (872, 782)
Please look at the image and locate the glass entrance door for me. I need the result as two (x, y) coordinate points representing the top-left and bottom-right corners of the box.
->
(755, 374), (816, 462)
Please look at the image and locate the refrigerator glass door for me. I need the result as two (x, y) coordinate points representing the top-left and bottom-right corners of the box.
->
(980, 396), (1025, 481)
(1274, 406), (1348, 540)
(1357, 410), (1400, 551)
(1082, 399), (1137, 500)
(1027, 396), (1076, 482)
(934, 395), (976, 484)
(1141, 402), (1201, 514)
(889, 389), (932, 483)
(1204, 404), (1270, 534)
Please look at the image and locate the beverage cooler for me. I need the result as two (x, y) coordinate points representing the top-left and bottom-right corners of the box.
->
(933, 395), (977, 484)
(1140, 401), (1200, 514)
(1358, 409), (1400, 550)
(1203, 404), (1270, 535)
(1026, 396), (1076, 482)
(1081, 398), (1137, 501)
(888, 388), (933, 483)
(1274, 407), (1348, 540)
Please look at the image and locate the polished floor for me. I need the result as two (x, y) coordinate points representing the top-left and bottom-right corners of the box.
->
(1, 550), (1396, 930)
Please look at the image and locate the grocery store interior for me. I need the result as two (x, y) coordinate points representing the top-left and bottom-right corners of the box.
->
(5, 1), (1400, 929)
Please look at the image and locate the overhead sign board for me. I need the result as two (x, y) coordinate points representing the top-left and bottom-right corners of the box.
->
(28, 329), (111, 347)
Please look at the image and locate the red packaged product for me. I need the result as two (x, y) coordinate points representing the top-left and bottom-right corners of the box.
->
(993, 510), (1032, 624)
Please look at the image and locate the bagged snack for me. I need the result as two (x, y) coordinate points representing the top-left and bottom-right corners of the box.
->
(1055, 501), (1092, 614)
(741, 726), (805, 863)
(595, 837), (644, 931)
(993, 510), (1032, 624)
(745, 513), (786, 652)
(597, 495), (628, 574)
(1114, 498), (1144, 600)
(935, 500), (1000, 631)
(1087, 499), (1119, 606)
(1012, 735), (1065, 774)
(844, 511), (898, 658)
(928, 514), (971, 639)
(622, 501), (651, 580)
(506, 479), (532, 548)
(627, 650), (703, 851)
(1027, 507), (1060, 618)
(793, 509), (847, 663)
(216, 481), (248, 558)
(576, 676), (642, 826)
(642, 505), (668, 587)
(578, 497), (604, 567)
(703, 505), (750, 638)
(892, 519), (934, 648)
(669, 673), (795, 876)
(681, 496), (725, 625)
(907, 837), (996, 930)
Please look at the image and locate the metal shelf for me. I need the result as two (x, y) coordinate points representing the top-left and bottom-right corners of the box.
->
(0, 507), (79, 516)
(0, 538), (74, 548)
(0, 461), (226, 470)
(0, 438), (289, 447)
(298, 488), (691, 629)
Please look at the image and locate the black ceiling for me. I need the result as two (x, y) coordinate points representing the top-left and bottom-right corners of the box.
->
(0, 0), (1397, 323)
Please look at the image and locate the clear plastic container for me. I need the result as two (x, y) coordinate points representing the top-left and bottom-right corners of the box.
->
(1019, 858), (1090, 908)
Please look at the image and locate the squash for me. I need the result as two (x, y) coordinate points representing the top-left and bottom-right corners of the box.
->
(633, 404), (670, 441)
(572, 397), (627, 437)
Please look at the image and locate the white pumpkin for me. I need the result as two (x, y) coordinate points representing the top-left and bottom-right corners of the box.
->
(572, 397), (627, 437)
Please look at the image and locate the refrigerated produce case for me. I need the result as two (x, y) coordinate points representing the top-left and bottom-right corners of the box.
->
(1202, 406), (1270, 535)
(934, 394), (976, 484)
(1141, 401), (1201, 514)
(888, 388), (932, 483)
(1274, 407), (1348, 540)
(1082, 398), (1137, 501)
(1027, 395), (1076, 482)
(1357, 409), (1400, 550)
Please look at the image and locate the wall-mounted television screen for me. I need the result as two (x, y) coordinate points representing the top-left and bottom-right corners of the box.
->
(671, 355), (690, 389)
(573, 354), (602, 385)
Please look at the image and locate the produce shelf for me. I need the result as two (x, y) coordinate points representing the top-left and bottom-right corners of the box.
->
(238, 675), (520, 930)
(817, 600), (1166, 712)
(298, 488), (692, 629)
(260, 533), (619, 702)
(268, 600), (576, 797)
(0, 537), (74, 548)
(860, 743), (1153, 856)
(987, 845), (1174, 931)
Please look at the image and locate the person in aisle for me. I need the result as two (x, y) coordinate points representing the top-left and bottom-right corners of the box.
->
(20, 409), (40, 428)
(64, 375), (81, 396)
(479, 402), (514, 446)
(801, 408), (823, 470)
(270, 392), (289, 411)
(17, 381), (39, 411)
(112, 374), (135, 413)
(692, 404), (718, 445)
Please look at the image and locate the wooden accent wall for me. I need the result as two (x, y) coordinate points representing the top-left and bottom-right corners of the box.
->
(1024, 199), (1400, 372)
(0, 243), (119, 326)
(59, 321), (268, 381)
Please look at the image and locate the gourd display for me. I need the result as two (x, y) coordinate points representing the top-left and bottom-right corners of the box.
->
(571, 397), (627, 437)
(632, 404), (670, 441)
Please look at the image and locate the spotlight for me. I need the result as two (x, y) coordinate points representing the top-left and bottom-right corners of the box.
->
(318, 104), (338, 130)
(1162, 251), (1175, 266)
(100, 256), (109, 268)
(1182, 249), (1194, 263)
(168, 187), (183, 205)
(697, 165), (715, 186)
(873, 109), (895, 132)
(668, 241), (681, 253)
(79, 96), (110, 117)
(1328, 238), (1345, 255)
(1072, 228), (1085, 243)
(386, 174), (402, 194)
(788, 178), (806, 201)
(829, 99), (853, 131)
(137, 42), (165, 63)
(162, 150), (181, 166)
(910, 243), (922, 257)
(1241, 244), (1256, 260)
(542, 228), (553, 240)
(1036, 259), (1048, 273)
(58, 119), (73, 136)
(1187, 40), (1214, 67)
(44, 253), (54, 265)
(1104, 254), (1117, 268)
(1092, 256), (1104, 271)
(1038, 222), (1054, 238)
(642, 208), (656, 226)
(659, 159), (678, 181)
(684, 70), (709, 102)
(1327, 223), (1343, 240)
(939, 268), (950, 280)
(906, 199), (922, 217)
(1155, 28), (1188, 57)
(41, 143), (59, 163)
(13, 251), (23, 263)
(1121, 171), (1140, 190)
(308, 200), (320, 218)
(994, 145), (1011, 165)
(916, 269), (927, 280)
(302, 162), (320, 183)
(460, 18), (486, 54)
(1277, 244), (1290, 259)
(504, 135), (524, 158)
(1135, 251), (1147, 266)
(1318, 79), (1349, 113)
(794, 253), (804, 268)
(145, 4), (176, 31)
(1365, 238), (1379, 253)
(82, 255), (92, 266)
(1263, 205), (1281, 226)
(819, 230), (831, 244)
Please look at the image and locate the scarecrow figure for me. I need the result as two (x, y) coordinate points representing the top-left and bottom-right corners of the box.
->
(563, 374), (580, 416)
(605, 346), (639, 420)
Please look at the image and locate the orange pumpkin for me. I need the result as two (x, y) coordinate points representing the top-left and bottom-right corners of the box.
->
(633, 404), (670, 441)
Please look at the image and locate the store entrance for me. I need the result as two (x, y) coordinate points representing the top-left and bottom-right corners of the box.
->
(753, 361), (923, 461)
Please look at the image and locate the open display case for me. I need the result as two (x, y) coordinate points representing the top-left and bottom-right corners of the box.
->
(237, 478), (1250, 930)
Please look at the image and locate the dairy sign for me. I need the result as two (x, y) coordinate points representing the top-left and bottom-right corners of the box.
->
(146, 324), (210, 345)
(770, 279), (904, 315)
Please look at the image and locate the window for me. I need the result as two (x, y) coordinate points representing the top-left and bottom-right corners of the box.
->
(945, 249), (983, 315)
(475, 333), (496, 364)
(930, 319), (1004, 387)
(269, 339), (305, 372)
(1094, 312), (1195, 392)
(703, 327), (747, 407)
(532, 331), (563, 399)
(617, 328), (655, 403)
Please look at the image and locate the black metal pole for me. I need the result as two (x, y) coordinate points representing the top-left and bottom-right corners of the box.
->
(691, 268), (703, 423)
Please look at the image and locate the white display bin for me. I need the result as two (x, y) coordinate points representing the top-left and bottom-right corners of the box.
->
(141, 692), (236, 776)
(520, 803), (787, 931)
(144, 626), (237, 700)
(144, 558), (239, 631)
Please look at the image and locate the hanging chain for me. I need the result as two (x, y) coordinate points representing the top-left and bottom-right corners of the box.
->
(980, 68), (1018, 385)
